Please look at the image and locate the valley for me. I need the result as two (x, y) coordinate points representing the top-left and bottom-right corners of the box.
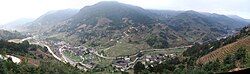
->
(0, 1), (250, 74)
(8, 35), (191, 71)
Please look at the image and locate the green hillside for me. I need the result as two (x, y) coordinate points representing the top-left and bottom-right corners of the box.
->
(0, 40), (84, 74)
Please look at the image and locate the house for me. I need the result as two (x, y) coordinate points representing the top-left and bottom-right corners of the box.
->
(112, 60), (130, 71)
(112, 56), (133, 71)
(144, 54), (165, 66)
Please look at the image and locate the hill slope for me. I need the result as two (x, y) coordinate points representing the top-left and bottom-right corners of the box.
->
(0, 18), (34, 31)
(166, 11), (248, 43)
(48, 1), (187, 48)
(0, 40), (84, 74)
(0, 29), (25, 40)
(20, 1), (250, 56)
(196, 36), (250, 64)
(195, 25), (250, 64)
(24, 9), (79, 33)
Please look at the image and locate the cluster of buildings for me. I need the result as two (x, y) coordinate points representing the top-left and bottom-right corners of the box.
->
(112, 55), (131, 71)
(40, 40), (97, 71)
(111, 52), (177, 71)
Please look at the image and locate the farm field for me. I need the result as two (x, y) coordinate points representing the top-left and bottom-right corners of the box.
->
(197, 36), (250, 64)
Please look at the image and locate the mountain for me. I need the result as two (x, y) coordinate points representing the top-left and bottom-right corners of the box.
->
(24, 9), (79, 33)
(0, 18), (34, 31)
(151, 10), (249, 29)
(149, 10), (184, 19)
(204, 13), (248, 28)
(49, 1), (187, 48)
(228, 15), (250, 24)
(149, 10), (249, 43)
(0, 29), (25, 40)
(73, 2), (156, 25)
(247, 19), (250, 22)
(22, 1), (249, 56)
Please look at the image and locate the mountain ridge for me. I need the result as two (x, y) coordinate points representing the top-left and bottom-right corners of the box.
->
(15, 1), (249, 51)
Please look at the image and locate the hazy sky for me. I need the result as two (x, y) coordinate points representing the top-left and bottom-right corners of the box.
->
(0, 0), (249, 24)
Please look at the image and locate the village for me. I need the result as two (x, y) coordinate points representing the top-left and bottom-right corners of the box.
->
(43, 38), (186, 71)
(5, 36), (184, 72)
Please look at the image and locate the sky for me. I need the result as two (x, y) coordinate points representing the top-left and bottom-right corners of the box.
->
(0, 0), (249, 24)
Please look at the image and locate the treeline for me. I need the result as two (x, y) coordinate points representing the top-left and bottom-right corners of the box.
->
(0, 40), (43, 57)
(0, 60), (84, 74)
(146, 33), (169, 49)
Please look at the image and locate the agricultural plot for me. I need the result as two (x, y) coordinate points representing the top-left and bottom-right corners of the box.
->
(197, 36), (250, 64)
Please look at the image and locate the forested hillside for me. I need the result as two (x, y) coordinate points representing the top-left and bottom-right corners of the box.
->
(0, 40), (84, 74)
(133, 25), (250, 73)
(23, 1), (248, 48)
(0, 30), (25, 40)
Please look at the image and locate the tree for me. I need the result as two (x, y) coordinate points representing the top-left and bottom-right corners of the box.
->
(134, 61), (145, 74)
(202, 59), (221, 72)
(146, 34), (169, 49)
(235, 47), (246, 64)
(222, 54), (236, 71)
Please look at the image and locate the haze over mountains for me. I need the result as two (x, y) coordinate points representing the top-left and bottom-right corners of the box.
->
(0, 18), (34, 31)
(8, 1), (245, 45)
(1, 1), (249, 47)
(24, 9), (79, 33)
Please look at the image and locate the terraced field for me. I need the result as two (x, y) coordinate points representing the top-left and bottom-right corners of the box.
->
(196, 36), (250, 64)
(103, 39), (150, 57)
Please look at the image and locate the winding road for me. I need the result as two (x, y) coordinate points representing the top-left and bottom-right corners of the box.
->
(31, 42), (63, 61)
(93, 52), (115, 59)
(10, 36), (64, 62)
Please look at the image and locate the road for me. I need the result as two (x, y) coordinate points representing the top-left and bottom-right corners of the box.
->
(128, 45), (193, 58)
(31, 42), (63, 61)
(15, 36), (193, 71)
(93, 52), (115, 59)
(59, 46), (68, 63)
(13, 36), (64, 62)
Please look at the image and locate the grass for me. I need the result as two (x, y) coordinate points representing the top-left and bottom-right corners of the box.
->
(63, 50), (82, 62)
(48, 33), (81, 45)
(104, 39), (150, 57)
(95, 55), (113, 67)
(170, 47), (187, 53)
(143, 48), (187, 56)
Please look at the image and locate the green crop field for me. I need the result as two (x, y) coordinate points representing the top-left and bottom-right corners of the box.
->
(63, 50), (82, 62)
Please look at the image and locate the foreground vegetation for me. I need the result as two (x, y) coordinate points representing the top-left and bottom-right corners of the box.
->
(0, 40), (84, 74)
(132, 26), (250, 74)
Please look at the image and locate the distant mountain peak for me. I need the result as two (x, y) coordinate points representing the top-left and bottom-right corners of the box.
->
(96, 1), (120, 4)
(182, 10), (202, 15)
(75, 1), (155, 25)
(35, 9), (79, 23)
(185, 10), (197, 13)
